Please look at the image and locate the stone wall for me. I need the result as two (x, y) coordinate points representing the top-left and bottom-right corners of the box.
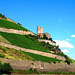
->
(0, 42), (65, 61)
(38, 33), (51, 39)
(38, 39), (56, 45)
(0, 27), (35, 35)
(0, 58), (75, 71)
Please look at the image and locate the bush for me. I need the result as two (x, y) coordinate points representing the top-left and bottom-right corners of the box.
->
(34, 69), (37, 72)
(53, 61), (56, 64)
(29, 68), (32, 71)
(0, 61), (13, 74)
(43, 34), (48, 40)
(65, 59), (70, 65)
(0, 54), (5, 58)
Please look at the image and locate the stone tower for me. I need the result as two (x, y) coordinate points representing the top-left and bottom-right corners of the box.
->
(37, 26), (51, 39)
(37, 26), (43, 34)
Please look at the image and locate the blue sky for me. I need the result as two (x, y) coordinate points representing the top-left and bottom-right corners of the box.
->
(0, 0), (75, 59)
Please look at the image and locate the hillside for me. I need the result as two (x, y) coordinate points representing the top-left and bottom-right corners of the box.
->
(0, 19), (28, 31)
(0, 14), (75, 72)
(0, 46), (34, 61)
(0, 31), (49, 52)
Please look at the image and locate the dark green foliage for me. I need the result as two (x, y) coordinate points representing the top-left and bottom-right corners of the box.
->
(65, 59), (70, 65)
(64, 55), (73, 65)
(53, 61), (56, 64)
(50, 49), (56, 51)
(0, 13), (7, 19)
(53, 41), (56, 43)
(29, 68), (32, 71)
(0, 19), (28, 31)
(18, 23), (22, 26)
(43, 34), (48, 40)
(2, 63), (13, 73)
(49, 38), (53, 41)
(21, 51), (62, 63)
(0, 32), (49, 52)
(0, 61), (13, 74)
(0, 54), (5, 58)
(25, 35), (61, 53)
(34, 69), (37, 72)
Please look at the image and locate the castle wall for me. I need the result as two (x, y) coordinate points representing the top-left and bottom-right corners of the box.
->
(38, 33), (50, 39)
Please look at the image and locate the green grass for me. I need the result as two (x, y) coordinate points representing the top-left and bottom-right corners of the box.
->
(13, 70), (75, 74)
(0, 19), (28, 31)
(0, 54), (4, 58)
(0, 46), (34, 60)
(0, 32), (49, 53)
(0, 35), (10, 44)
(21, 50), (62, 63)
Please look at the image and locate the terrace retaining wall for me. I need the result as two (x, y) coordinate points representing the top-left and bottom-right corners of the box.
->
(0, 58), (75, 71)
(0, 27), (35, 35)
(0, 42), (65, 61)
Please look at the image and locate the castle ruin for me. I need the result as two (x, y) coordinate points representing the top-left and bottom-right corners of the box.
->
(37, 26), (50, 39)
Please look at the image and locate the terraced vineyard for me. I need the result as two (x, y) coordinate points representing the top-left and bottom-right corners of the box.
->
(0, 31), (49, 53)
(0, 46), (34, 60)
(0, 19), (28, 31)
(21, 51), (62, 63)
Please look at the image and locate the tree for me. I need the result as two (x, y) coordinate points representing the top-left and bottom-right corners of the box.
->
(49, 38), (53, 41)
(18, 23), (22, 26)
(43, 34), (48, 40)
(2, 63), (13, 73)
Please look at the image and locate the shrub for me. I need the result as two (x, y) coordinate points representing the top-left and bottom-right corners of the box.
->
(0, 54), (5, 58)
(53, 61), (56, 64)
(2, 63), (13, 73)
(34, 69), (37, 72)
(0, 61), (13, 74)
(65, 59), (70, 65)
(29, 68), (32, 71)
(43, 34), (48, 40)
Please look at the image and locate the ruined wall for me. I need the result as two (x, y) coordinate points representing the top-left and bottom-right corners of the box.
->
(38, 33), (50, 39)
(37, 26), (50, 39)
(0, 27), (35, 35)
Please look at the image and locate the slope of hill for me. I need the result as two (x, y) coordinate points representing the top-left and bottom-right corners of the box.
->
(0, 14), (74, 72)
(0, 35), (10, 44)
(21, 51), (62, 63)
(0, 45), (62, 63)
(0, 31), (49, 53)
(0, 46), (34, 61)
(0, 19), (28, 31)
